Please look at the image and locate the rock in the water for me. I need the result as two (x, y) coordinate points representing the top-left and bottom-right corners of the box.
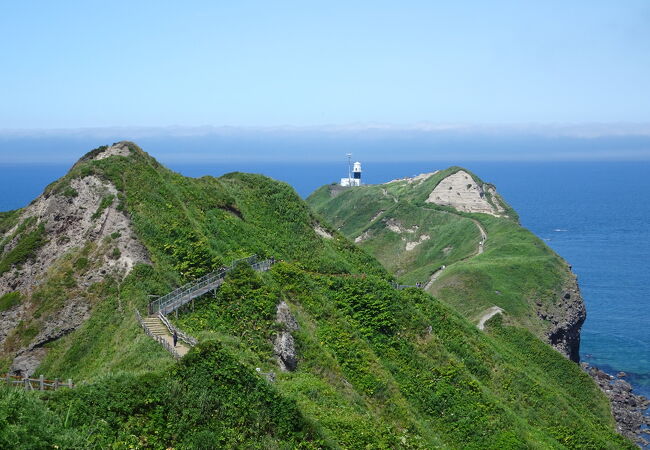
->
(584, 364), (650, 446)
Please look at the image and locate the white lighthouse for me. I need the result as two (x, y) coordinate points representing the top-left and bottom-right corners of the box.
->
(340, 155), (362, 187)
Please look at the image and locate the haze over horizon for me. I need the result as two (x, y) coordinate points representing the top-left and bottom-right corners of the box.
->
(1, 124), (650, 163)
(1, 1), (649, 162)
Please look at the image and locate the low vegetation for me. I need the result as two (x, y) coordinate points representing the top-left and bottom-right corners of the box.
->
(307, 168), (570, 337)
(0, 143), (632, 447)
(0, 221), (46, 276)
(0, 292), (21, 312)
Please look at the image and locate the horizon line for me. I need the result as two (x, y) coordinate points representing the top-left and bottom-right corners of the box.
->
(3, 122), (650, 139)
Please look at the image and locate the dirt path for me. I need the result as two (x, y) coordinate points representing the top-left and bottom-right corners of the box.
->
(424, 267), (444, 290)
(472, 219), (487, 255)
(424, 217), (487, 290)
(477, 306), (504, 330)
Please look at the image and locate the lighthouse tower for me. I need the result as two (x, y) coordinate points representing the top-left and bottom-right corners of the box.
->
(352, 161), (362, 186)
(340, 155), (362, 187)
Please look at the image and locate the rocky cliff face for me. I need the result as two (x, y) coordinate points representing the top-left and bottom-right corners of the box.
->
(536, 273), (586, 362)
(584, 364), (650, 447)
(274, 301), (299, 371)
(0, 143), (150, 375)
(425, 170), (504, 216)
(309, 167), (586, 365)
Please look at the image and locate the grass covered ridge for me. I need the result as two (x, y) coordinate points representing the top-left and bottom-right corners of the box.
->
(0, 143), (631, 447)
(5, 262), (630, 448)
(307, 167), (572, 338)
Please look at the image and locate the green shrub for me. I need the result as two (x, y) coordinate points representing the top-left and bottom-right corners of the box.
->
(0, 387), (84, 448)
(61, 186), (78, 198)
(43, 342), (323, 448)
(0, 292), (21, 312)
(73, 257), (88, 270)
(0, 223), (46, 276)
(91, 194), (115, 220)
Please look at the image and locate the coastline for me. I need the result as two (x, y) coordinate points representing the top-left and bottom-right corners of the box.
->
(583, 363), (650, 447)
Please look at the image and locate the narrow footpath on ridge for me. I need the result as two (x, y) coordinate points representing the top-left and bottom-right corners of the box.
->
(424, 216), (487, 290)
(420, 213), (503, 328)
(477, 306), (505, 330)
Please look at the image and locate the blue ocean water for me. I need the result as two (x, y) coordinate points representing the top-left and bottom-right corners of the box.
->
(0, 160), (649, 398)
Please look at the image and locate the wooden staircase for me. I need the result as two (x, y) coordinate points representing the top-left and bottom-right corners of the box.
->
(137, 255), (275, 359)
(137, 312), (192, 358)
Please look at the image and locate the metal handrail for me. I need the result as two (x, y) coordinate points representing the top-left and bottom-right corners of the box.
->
(149, 255), (274, 315)
(135, 308), (181, 359)
(158, 312), (198, 347)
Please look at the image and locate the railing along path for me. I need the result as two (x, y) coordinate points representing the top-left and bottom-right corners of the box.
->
(2, 373), (73, 391)
(138, 255), (275, 359)
(135, 309), (182, 359)
(149, 255), (274, 316)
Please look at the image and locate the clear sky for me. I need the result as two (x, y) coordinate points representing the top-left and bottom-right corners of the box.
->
(1, 1), (649, 129)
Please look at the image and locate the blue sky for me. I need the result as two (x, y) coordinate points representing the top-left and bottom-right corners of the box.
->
(1, 1), (649, 128)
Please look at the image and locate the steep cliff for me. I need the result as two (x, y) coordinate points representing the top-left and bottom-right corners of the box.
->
(308, 166), (586, 362)
(0, 147), (631, 448)
(0, 143), (149, 375)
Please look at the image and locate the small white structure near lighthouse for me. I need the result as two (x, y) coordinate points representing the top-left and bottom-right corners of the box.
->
(340, 154), (362, 187)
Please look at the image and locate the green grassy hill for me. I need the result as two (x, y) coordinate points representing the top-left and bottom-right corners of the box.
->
(0, 145), (630, 448)
(307, 168), (584, 361)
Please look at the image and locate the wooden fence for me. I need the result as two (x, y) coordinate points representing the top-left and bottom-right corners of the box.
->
(2, 373), (73, 391)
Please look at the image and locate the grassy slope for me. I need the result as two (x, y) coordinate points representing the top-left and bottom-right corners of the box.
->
(0, 146), (629, 448)
(307, 167), (569, 336)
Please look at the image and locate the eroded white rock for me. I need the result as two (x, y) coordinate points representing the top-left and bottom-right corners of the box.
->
(425, 170), (501, 216)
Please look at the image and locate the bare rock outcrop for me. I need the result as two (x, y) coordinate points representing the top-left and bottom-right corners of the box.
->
(274, 301), (299, 371)
(0, 175), (148, 296)
(405, 234), (430, 251)
(0, 144), (150, 374)
(355, 230), (372, 243)
(10, 298), (91, 376)
(314, 224), (333, 239)
(583, 364), (650, 447)
(535, 273), (586, 362)
(425, 170), (502, 216)
(384, 218), (418, 234)
(384, 171), (438, 185)
(94, 142), (132, 160)
(0, 302), (28, 344)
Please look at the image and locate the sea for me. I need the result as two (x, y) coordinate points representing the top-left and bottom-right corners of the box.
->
(1, 159), (649, 399)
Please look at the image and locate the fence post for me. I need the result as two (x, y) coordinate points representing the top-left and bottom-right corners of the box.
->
(67, 379), (73, 389)
(39, 374), (44, 391)
(54, 378), (59, 390)
(24, 377), (29, 390)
